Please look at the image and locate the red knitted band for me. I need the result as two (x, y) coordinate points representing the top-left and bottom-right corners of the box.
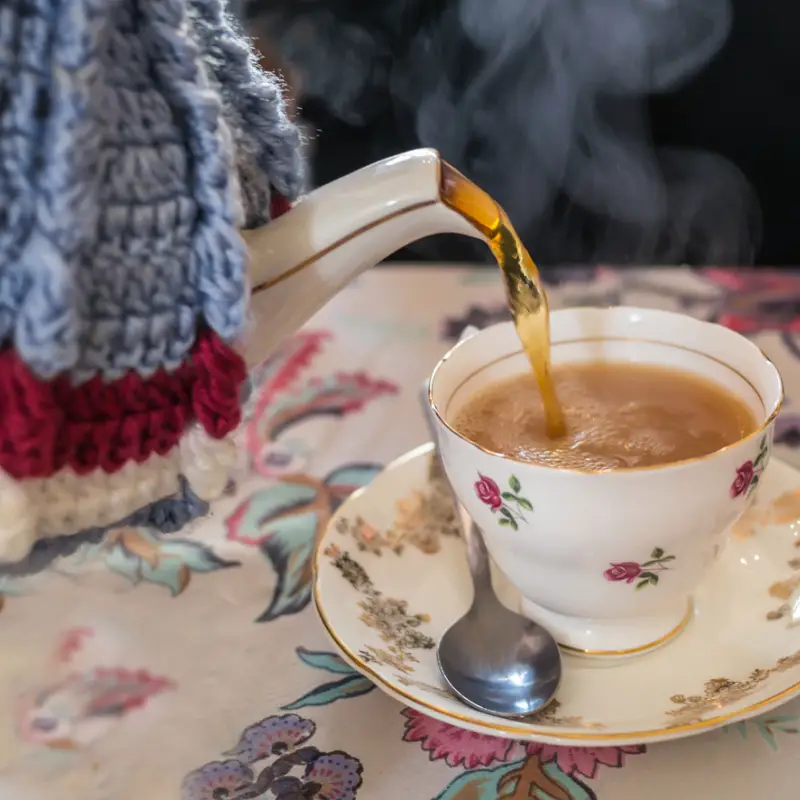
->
(0, 192), (290, 483)
(0, 328), (247, 480)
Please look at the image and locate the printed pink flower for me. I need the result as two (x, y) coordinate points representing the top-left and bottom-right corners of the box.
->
(401, 710), (648, 780)
(730, 460), (754, 499)
(525, 743), (646, 779)
(474, 475), (502, 511)
(702, 268), (800, 334)
(603, 562), (642, 583)
(401, 709), (517, 768)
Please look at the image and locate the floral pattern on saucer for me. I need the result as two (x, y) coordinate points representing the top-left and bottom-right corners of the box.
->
(324, 544), (435, 675)
(668, 651), (800, 727)
(314, 444), (800, 746)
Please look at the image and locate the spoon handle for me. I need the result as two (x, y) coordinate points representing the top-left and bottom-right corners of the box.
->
(461, 518), (495, 600)
(419, 382), (495, 599)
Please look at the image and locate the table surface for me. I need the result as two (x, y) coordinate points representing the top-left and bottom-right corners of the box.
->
(3, 265), (800, 799)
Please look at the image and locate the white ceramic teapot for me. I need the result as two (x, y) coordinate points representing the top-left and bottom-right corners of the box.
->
(241, 150), (482, 369)
(0, 0), (496, 566)
(0, 150), (490, 564)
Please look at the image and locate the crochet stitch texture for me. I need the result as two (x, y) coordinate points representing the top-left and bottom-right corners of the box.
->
(0, 0), (304, 566)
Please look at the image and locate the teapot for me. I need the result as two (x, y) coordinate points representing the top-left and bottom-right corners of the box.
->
(0, 149), (490, 565)
(0, 0), (510, 567)
(241, 150), (483, 370)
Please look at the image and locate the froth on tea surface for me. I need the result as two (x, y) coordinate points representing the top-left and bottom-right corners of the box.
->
(451, 362), (757, 471)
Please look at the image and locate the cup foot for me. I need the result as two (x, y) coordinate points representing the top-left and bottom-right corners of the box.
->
(519, 597), (693, 658)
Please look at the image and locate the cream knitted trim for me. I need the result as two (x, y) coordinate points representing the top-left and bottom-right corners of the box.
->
(0, 425), (238, 562)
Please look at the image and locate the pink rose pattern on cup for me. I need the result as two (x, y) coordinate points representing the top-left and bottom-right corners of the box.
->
(474, 473), (532, 531)
(731, 435), (770, 499)
(604, 547), (675, 590)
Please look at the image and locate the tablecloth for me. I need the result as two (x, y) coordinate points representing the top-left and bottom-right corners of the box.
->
(3, 265), (800, 799)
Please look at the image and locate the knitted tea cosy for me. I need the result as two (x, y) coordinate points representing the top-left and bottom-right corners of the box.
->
(0, 0), (303, 567)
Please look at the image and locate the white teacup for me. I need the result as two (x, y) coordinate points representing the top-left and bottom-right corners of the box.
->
(429, 307), (783, 656)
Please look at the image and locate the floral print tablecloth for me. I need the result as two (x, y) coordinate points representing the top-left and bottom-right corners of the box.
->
(3, 266), (800, 800)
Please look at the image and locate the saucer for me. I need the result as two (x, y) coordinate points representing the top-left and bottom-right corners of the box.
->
(313, 443), (800, 746)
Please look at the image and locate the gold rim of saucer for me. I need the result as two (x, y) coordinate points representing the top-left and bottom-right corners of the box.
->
(429, 321), (784, 475)
(312, 442), (800, 743)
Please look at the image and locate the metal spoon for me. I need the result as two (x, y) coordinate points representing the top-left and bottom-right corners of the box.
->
(420, 383), (562, 718)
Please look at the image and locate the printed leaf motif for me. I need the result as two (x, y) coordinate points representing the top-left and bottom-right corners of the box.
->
(145, 562), (190, 597)
(726, 715), (800, 750)
(435, 760), (527, 800)
(82, 668), (175, 718)
(635, 574), (659, 590)
(499, 507), (518, 531)
(246, 332), (330, 448)
(282, 647), (375, 711)
(156, 539), (237, 574)
(250, 332), (330, 403)
(509, 475), (522, 494)
(249, 358), (397, 476)
(281, 673), (375, 711)
(0, 574), (29, 614)
(651, 547), (664, 560)
(227, 466), (382, 622)
(227, 483), (320, 547)
(435, 758), (597, 800)
(295, 647), (359, 675)
(246, 329), (395, 485)
(21, 663), (177, 750)
(257, 511), (321, 622)
(227, 481), (323, 620)
(324, 464), (384, 510)
(94, 529), (238, 597)
(0, 575), (30, 596)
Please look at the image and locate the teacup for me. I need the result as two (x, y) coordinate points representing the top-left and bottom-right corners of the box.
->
(428, 307), (783, 656)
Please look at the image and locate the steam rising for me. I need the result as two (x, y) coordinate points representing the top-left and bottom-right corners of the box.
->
(247, 0), (760, 264)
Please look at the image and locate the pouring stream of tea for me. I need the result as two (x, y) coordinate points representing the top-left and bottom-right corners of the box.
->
(440, 163), (567, 438)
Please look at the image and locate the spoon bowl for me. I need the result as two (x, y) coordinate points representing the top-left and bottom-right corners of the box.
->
(420, 367), (562, 719)
(437, 576), (562, 717)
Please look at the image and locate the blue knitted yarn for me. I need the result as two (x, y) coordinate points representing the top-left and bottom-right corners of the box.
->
(187, 0), (305, 228)
(0, 0), (302, 382)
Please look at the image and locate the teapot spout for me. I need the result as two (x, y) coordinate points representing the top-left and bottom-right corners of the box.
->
(241, 149), (481, 367)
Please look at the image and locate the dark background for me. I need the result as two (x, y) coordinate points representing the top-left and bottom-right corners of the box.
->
(239, 0), (800, 267)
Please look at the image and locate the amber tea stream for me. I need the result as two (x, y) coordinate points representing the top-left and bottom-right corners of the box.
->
(440, 163), (567, 438)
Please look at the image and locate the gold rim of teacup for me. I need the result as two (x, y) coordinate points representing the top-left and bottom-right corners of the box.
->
(429, 314), (784, 475)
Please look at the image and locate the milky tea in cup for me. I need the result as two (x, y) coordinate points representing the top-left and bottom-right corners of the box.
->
(428, 310), (782, 655)
(451, 361), (757, 472)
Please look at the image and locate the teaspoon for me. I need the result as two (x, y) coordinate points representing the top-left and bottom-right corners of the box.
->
(420, 383), (562, 718)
